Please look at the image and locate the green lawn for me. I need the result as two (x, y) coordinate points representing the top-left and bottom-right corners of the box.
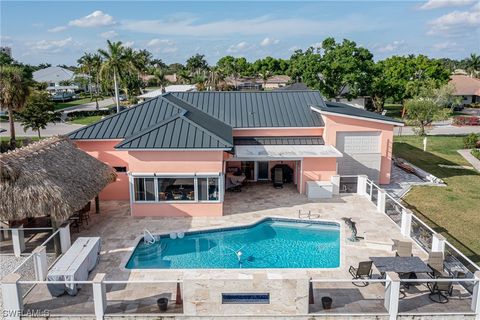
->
(384, 103), (403, 119)
(393, 135), (480, 264)
(54, 97), (94, 110)
(68, 115), (103, 125)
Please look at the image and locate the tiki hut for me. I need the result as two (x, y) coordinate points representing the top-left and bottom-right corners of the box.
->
(0, 136), (116, 223)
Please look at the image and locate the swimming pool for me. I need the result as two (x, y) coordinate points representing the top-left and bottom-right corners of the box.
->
(126, 218), (340, 269)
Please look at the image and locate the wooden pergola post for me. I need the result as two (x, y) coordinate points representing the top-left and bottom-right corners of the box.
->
(50, 217), (62, 257)
(95, 196), (100, 214)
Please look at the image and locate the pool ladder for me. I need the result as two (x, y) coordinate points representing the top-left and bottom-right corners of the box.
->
(298, 210), (312, 219)
(144, 229), (156, 245)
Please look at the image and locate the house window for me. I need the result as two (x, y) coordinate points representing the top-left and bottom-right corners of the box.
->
(132, 175), (222, 203)
(113, 166), (127, 173)
(133, 178), (155, 201)
(158, 178), (195, 201)
(198, 177), (219, 201)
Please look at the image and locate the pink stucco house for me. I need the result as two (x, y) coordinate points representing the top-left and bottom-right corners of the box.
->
(69, 91), (403, 217)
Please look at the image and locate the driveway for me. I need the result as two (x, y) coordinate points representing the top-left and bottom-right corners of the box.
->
(0, 121), (83, 137)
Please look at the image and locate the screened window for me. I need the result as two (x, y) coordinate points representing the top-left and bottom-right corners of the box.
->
(158, 178), (195, 201)
(134, 178), (155, 201)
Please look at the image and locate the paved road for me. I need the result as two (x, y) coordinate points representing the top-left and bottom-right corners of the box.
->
(394, 124), (480, 136)
(0, 121), (84, 137)
(62, 97), (114, 113)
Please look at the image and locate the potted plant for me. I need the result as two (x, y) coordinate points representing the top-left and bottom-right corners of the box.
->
(321, 296), (333, 309)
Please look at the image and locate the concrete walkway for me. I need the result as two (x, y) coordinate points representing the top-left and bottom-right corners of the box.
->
(458, 149), (480, 172)
(395, 124), (480, 136)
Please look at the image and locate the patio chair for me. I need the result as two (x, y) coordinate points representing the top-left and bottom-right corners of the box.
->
(395, 241), (413, 257)
(349, 261), (373, 286)
(273, 168), (283, 189)
(428, 277), (453, 303)
(427, 252), (448, 278)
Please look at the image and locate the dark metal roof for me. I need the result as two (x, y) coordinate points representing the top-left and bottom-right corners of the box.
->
(320, 101), (404, 125)
(115, 113), (233, 150)
(234, 136), (324, 145)
(170, 91), (326, 128)
(275, 83), (310, 91)
(68, 98), (183, 140)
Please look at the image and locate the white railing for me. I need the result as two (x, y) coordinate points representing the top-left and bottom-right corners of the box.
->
(360, 176), (480, 277)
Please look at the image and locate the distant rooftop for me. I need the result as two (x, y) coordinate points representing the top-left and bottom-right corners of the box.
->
(33, 66), (76, 83)
(449, 75), (480, 96)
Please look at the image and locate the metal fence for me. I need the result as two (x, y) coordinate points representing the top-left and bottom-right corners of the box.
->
(384, 193), (403, 226)
(410, 214), (435, 252)
(339, 176), (358, 193)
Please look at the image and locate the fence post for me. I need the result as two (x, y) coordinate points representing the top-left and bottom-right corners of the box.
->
(92, 273), (107, 320)
(59, 223), (71, 253)
(384, 272), (400, 320)
(33, 246), (48, 281)
(377, 189), (386, 214)
(431, 234), (446, 253)
(357, 175), (367, 196)
(400, 209), (412, 238)
(1, 273), (23, 320)
(471, 271), (480, 319)
(330, 175), (340, 195)
(11, 225), (25, 257)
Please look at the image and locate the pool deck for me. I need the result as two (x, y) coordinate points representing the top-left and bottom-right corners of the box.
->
(21, 183), (473, 317)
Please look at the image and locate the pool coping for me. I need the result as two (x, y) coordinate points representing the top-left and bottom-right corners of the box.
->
(119, 216), (344, 274)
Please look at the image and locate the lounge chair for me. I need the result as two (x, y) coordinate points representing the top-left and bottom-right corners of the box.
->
(427, 252), (448, 278)
(349, 261), (373, 286)
(428, 277), (453, 303)
(395, 240), (413, 257)
(273, 167), (283, 189)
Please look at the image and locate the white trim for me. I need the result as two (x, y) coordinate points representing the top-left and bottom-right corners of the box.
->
(72, 139), (124, 142)
(233, 126), (323, 130)
(310, 106), (404, 127)
(299, 159), (304, 194)
(226, 157), (303, 161)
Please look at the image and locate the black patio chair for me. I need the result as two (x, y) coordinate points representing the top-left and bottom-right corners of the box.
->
(349, 261), (373, 286)
(428, 278), (453, 303)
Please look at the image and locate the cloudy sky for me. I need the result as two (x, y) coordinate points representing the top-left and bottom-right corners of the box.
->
(1, 0), (478, 66)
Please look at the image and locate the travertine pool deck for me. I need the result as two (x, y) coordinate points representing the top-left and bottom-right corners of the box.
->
(21, 183), (473, 317)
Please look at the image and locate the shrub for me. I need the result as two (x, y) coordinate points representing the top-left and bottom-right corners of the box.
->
(66, 109), (113, 120)
(464, 133), (479, 149)
(471, 149), (480, 160)
(453, 115), (480, 126)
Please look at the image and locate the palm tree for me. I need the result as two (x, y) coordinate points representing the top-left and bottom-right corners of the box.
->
(91, 53), (103, 110)
(153, 69), (169, 91)
(177, 69), (192, 84)
(77, 52), (96, 100)
(467, 53), (480, 77)
(98, 40), (128, 113)
(258, 70), (272, 90)
(0, 65), (30, 148)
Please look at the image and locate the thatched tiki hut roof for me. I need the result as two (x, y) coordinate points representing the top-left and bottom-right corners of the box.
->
(0, 136), (116, 222)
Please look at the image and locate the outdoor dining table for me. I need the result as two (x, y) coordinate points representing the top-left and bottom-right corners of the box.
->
(370, 256), (432, 283)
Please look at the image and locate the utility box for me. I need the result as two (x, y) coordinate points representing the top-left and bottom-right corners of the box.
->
(306, 181), (333, 199)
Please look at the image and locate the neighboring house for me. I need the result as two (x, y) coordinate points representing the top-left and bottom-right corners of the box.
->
(226, 75), (290, 91)
(449, 75), (480, 106)
(69, 91), (403, 217)
(32, 66), (87, 94)
(138, 85), (197, 101)
(263, 75), (291, 89)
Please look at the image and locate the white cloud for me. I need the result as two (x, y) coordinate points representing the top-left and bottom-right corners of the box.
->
(32, 37), (73, 51)
(68, 11), (115, 28)
(433, 41), (460, 50)
(288, 46), (301, 52)
(48, 26), (67, 33)
(121, 15), (380, 37)
(146, 39), (177, 53)
(227, 41), (253, 53)
(260, 37), (279, 46)
(419, 0), (474, 10)
(100, 30), (118, 39)
(375, 40), (405, 53)
(427, 5), (480, 35)
(123, 41), (134, 48)
(311, 42), (323, 48)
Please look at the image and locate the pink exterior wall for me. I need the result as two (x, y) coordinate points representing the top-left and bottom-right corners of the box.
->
(74, 140), (130, 201)
(233, 128), (323, 137)
(321, 114), (394, 184)
(301, 158), (337, 193)
(131, 203), (222, 217)
(128, 151), (224, 172)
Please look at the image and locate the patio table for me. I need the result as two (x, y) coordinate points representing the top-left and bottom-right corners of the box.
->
(47, 237), (101, 296)
(370, 256), (432, 275)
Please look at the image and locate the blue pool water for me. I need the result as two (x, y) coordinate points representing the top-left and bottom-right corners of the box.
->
(126, 218), (340, 269)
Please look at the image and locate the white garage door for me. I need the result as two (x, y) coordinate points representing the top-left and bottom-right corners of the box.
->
(336, 132), (381, 182)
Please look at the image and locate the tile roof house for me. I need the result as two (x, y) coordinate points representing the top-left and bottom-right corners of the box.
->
(69, 91), (403, 217)
(449, 75), (480, 106)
